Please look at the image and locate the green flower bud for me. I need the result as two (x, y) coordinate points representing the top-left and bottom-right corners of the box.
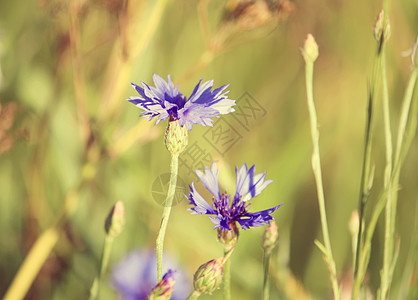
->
(262, 220), (279, 255)
(148, 270), (176, 300)
(165, 120), (188, 156)
(104, 201), (125, 239)
(193, 257), (224, 295)
(217, 223), (239, 252)
(373, 10), (391, 43)
(301, 34), (319, 63)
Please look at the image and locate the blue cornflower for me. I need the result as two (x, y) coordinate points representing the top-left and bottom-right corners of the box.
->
(112, 249), (190, 300)
(188, 163), (283, 231)
(128, 73), (235, 130)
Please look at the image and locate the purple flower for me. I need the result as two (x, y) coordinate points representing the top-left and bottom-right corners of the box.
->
(128, 74), (235, 130)
(187, 163), (283, 231)
(112, 249), (190, 300)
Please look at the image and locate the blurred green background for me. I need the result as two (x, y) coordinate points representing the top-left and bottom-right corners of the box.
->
(0, 0), (417, 299)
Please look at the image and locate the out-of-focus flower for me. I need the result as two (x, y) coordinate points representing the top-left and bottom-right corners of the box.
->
(128, 74), (235, 130)
(112, 249), (190, 300)
(188, 162), (283, 231)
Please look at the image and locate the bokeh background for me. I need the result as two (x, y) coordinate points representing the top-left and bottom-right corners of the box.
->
(0, 0), (417, 299)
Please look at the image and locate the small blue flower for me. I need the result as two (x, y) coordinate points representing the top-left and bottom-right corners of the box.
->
(112, 249), (190, 300)
(128, 74), (235, 130)
(188, 163), (283, 231)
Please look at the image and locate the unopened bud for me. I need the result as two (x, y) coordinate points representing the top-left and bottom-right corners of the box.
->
(373, 10), (391, 43)
(348, 210), (360, 258)
(165, 119), (188, 156)
(148, 269), (176, 300)
(262, 221), (279, 255)
(193, 257), (225, 294)
(301, 34), (319, 63)
(104, 201), (125, 239)
(348, 210), (359, 238)
(217, 223), (239, 252)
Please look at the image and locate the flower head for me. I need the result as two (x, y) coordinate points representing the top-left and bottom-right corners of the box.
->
(112, 249), (190, 300)
(187, 162), (283, 231)
(128, 74), (235, 130)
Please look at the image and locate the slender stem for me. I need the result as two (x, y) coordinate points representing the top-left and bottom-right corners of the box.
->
(223, 249), (231, 300)
(304, 59), (340, 299)
(3, 228), (60, 300)
(263, 253), (271, 300)
(156, 154), (179, 281)
(380, 47), (394, 300)
(381, 48), (393, 189)
(381, 67), (418, 299)
(89, 236), (114, 300)
(354, 48), (382, 277)
(351, 26), (387, 299)
(187, 290), (202, 300)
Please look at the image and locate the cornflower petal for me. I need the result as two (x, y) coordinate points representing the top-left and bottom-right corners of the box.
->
(235, 164), (273, 202)
(195, 162), (221, 200)
(187, 182), (216, 215)
(237, 204), (283, 229)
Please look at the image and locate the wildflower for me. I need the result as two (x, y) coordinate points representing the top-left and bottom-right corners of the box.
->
(187, 162), (283, 231)
(112, 249), (190, 300)
(128, 74), (235, 130)
(148, 269), (176, 300)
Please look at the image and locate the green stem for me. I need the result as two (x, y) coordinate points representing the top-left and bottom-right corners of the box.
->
(380, 48), (394, 300)
(351, 23), (387, 299)
(187, 290), (202, 300)
(381, 67), (418, 299)
(89, 236), (114, 300)
(223, 249), (231, 300)
(304, 60), (340, 300)
(156, 154), (179, 281)
(263, 253), (271, 300)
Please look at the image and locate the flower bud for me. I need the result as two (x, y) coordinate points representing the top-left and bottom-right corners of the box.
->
(164, 119), (188, 156)
(262, 220), (279, 255)
(348, 210), (360, 258)
(373, 10), (391, 43)
(217, 223), (239, 252)
(148, 269), (176, 300)
(104, 201), (125, 239)
(301, 34), (319, 63)
(193, 257), (224, 295)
